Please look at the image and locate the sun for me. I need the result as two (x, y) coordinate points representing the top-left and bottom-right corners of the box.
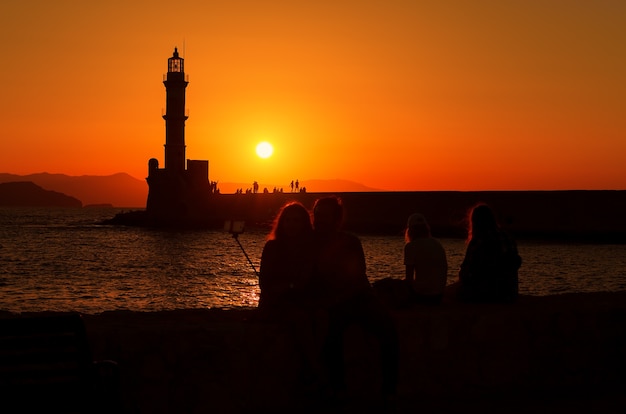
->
(256, 141), (274, 159)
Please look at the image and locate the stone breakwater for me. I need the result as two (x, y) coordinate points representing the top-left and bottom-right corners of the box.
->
(109, 190), (626, 242)
(65, 291), (626, 413)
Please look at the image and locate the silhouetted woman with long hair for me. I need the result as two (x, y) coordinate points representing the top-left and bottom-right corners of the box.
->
(458, 203), (521, 303)
(259, 201), (316, 311)
(258, 201), (325, 398)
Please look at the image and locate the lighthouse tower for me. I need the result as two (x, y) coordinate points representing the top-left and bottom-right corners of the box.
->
(146, 48), (210, 221)
(163, 47), (188, 172)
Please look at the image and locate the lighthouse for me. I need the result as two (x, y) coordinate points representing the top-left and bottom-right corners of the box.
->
(163, 47), (188, 172)
(146, 48), (210, 221)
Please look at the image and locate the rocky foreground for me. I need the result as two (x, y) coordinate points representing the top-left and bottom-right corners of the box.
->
(16, 291), (618, 413)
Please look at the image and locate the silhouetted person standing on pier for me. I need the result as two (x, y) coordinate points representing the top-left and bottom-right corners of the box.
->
(312, 196), (398, 406)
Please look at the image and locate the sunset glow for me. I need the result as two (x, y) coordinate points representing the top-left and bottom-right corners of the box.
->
(1, 1), (625, 193)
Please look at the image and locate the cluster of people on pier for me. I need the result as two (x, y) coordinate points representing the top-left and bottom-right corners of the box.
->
(256, 195), (522, 408)
(233, 180), (308, 195)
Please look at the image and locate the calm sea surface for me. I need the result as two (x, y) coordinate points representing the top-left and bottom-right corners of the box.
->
(0, 207), (625, 314)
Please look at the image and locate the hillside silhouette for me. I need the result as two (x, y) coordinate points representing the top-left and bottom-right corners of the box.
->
(0, 181), (82, 207)
(0, 174), (380, 207)
(0, 173), (147, 208)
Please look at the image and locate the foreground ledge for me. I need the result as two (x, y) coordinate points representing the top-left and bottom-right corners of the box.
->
(5, 291), (626, 413)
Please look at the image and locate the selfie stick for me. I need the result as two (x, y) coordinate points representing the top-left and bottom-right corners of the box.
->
(232, 233), (259, 277)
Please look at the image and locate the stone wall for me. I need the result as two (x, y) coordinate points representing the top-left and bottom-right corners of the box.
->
(216, 190), (626, 241)
(80, 291), (626, 413)
(111, 190), (626, 242)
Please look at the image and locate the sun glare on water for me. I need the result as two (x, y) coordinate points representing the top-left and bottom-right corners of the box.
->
(256, 141), (274, 159)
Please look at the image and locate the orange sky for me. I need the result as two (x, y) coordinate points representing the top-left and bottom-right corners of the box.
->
(1, 0), (625, 192)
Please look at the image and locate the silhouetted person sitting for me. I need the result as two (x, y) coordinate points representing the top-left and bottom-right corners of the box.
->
(312, 196), (398, 406)
(404, 213), (448, 305)
(259, 202), (316, 312)
(458, 203), (521, 303)
(258, 201), (323, 398)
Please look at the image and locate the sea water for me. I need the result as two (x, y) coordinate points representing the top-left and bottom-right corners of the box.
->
(0, 207), (625, 314)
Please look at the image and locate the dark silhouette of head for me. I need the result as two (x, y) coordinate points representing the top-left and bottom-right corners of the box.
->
(467, 203), (499, 241)
(405, 213), (431, 242)
(268, 201), (313, 240)
(313, 196), (344, 235)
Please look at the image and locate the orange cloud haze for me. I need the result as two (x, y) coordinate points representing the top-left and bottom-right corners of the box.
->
(1, 0), (625, 192)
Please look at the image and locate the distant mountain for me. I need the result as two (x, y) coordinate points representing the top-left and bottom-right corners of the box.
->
(0, 174), (376, 206)
(0, 181), (82, 207)
(218, 179), (381, 194)
(0, 173), (147, 208)
(298, 179), (382, 193)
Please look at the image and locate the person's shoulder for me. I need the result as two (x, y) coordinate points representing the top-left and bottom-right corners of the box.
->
(413, 237), (446, 254)
(404, 238), (421, 248)
(262, 239), (280, 253)
(325, 231), (362, 252)
(410, 236), (440, 246)
(314, 230), (361, 247)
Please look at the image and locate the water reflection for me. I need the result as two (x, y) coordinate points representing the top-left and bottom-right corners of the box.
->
(0, 208), (625, 313)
